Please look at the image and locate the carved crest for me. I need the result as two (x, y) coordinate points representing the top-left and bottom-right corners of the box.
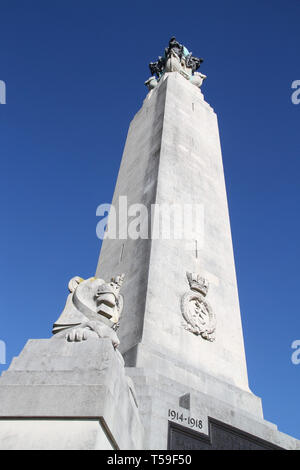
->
(181, 272), (216, 342)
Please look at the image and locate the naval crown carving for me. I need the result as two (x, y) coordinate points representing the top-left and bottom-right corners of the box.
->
(181, 272), (216, 342)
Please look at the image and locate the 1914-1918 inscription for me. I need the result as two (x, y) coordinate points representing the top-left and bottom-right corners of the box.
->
(168, 408), (203, 431)
(168, 418), (283, 450)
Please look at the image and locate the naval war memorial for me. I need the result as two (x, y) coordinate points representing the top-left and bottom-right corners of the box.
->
(0, 37), (299, 450)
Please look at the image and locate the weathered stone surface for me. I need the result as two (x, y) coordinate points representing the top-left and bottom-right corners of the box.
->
(0, 337), (143, 450)
(0, 420), (113, 451)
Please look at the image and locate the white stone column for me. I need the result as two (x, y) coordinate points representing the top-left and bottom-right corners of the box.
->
(96, 72), (249, 393)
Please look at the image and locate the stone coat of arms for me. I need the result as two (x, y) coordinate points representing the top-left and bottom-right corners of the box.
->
(181, 272), (216, 342)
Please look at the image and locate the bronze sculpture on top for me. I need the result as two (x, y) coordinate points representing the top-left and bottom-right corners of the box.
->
(145, 36), (206, 91)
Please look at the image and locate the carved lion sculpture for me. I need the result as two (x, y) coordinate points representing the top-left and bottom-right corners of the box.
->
(52, 274), (125, 349)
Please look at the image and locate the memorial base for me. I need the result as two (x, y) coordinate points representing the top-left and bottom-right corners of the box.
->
(0, 337), (143, 450)
(126, 363), (300, 450)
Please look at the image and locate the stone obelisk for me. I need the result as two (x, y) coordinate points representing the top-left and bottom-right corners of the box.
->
(96, 38), (299, 450)
(97, 47), (248, 391)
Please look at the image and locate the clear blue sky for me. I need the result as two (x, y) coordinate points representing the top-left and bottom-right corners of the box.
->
(0, 0), (299, 440)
